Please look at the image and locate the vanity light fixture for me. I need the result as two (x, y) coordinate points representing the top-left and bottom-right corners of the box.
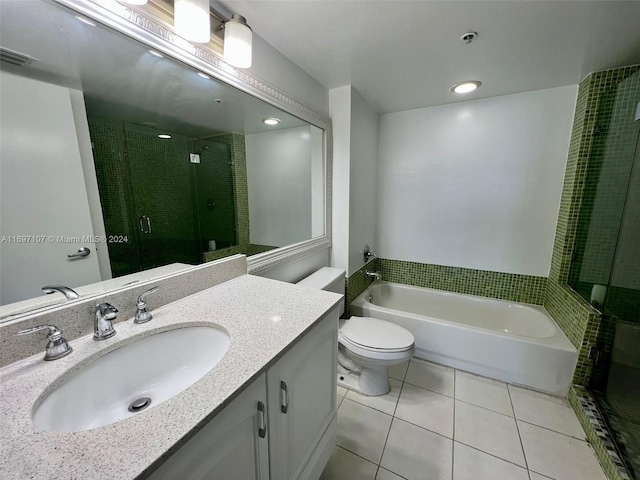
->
(263, 117), (281, 126)
(223, 14), (252, 68)
(158, 134), (172, 139)
(175, 0), (211, 43)
(75, 15), (96, 27)
(450, 81), (482, 94)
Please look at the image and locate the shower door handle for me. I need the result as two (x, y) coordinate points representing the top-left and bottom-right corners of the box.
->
(138, 215), (152, 234)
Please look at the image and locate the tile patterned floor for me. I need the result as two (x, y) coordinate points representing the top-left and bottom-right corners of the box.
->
(320, 358), (608, 480)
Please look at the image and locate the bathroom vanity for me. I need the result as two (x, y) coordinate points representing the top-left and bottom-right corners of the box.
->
(0, 274), (342, 479)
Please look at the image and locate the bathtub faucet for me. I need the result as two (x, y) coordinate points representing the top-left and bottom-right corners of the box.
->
(365, 271), (381, 282)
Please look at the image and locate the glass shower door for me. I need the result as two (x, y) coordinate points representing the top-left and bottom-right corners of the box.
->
(124, 124), (202, 270)
(597, 125), (640, 478)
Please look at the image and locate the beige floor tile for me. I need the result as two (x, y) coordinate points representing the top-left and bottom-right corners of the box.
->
(405, 358), (454, 397)
(320, 446), (378, 480)
(455, 370), (513, 416)
(337, 398), (393, 464)
(381, 418), (453, 480)
(388, 360), (409, 381)
(453, 442), (529, 480)
(395, 383), (454, 438)
(529, 473), (555, 480)
(375, 467), (406, 480)
(346, 378), (402, 415)
(509, 385), (585, 439)
(519, 421), (607, 480)
(454, 400), (525, 467)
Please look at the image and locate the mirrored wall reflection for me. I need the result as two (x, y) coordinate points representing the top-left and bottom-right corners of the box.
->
(89, 120), (239, 277)
(0, 0), (327, 316)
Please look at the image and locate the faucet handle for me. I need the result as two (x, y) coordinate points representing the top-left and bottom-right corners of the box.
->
(135, 286), (158, 324)
(94, 303), (118, 341)
(17, 324), (73, 361)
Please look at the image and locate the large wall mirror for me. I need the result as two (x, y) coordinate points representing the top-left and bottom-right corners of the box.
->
(0, 0), (331, 319)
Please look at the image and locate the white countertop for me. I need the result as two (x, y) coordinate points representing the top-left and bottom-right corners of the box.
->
(0, 274), (342, 479)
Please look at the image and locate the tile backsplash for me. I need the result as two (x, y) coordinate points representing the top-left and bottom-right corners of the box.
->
(377, 258), (546, 305)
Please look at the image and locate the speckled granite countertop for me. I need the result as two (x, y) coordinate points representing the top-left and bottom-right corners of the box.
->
(0, 275), (342, 480)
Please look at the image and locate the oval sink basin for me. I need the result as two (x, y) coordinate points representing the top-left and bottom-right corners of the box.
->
(33, 326), (230, 432)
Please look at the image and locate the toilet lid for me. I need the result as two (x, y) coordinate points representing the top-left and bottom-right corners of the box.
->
(341, 317), (414, 351)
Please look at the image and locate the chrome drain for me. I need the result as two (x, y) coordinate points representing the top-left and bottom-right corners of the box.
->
(128, 397), (152, 413)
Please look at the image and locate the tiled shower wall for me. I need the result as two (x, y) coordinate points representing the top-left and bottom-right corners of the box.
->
(544, 65), (640, 480)
(544, 65), (640, 387)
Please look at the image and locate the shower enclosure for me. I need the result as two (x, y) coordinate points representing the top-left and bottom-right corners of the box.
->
(568, 70), (640, 478)
(89, 120), (237, 278)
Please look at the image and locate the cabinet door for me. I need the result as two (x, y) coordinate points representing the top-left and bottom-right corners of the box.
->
(267, 310), (338, 480)
(148, 373), (269, 480)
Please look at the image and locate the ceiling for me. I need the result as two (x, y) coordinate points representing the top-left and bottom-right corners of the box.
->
(220, 0), (640, 114)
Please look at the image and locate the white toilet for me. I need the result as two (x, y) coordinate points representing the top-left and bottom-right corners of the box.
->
(297, 267), (415, 396)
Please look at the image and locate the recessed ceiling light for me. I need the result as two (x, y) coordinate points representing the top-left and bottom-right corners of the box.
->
(450, 81), (481, 94)
(197, 72), (210, 79)
(75, 16), (96, 27)
(158, 134), (171, 139)
(263, 118), (281, 126)
(149, 50), (163, 58)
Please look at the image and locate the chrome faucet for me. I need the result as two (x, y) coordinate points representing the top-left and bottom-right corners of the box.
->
(42, 285), (79, 300)
(134, 286), (159, 324)
(365, 271), (381, 282)
(94, 303), (118, 340)
(16, 324), (73, 361)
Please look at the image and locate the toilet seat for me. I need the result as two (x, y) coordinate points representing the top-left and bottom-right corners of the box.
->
(339, 316), (415, 359)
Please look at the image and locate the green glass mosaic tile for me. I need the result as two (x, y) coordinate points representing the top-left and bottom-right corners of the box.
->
(344, 260), (377, 317)
(569, 386), (629, 480)
(544, 64), (638, 388)
(376, 258), (547, 305)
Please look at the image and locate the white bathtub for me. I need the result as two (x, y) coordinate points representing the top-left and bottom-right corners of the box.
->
(350, 282), (578, 396)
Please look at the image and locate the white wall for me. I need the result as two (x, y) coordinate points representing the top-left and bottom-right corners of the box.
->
(329, 86), (352, 273)
(246, 126), (314, 247)
(377, 86), (578, 277)
(247, 34), (329, 117)
(329, 86), (380, 275)
(348, 88), (379, 273)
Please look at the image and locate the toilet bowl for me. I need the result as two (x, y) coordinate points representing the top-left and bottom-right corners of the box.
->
(297, 267), (415, 396)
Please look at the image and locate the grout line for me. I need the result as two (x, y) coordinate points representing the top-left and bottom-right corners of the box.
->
(516, 418), (587, 441)
(333, 445), (379, 470)
(452, 369), (456, 480)
(391, 416), (454, 442)
(454, 396), (516, 418)
(508, 383), (531, 475)
(454, 440), (532, 472)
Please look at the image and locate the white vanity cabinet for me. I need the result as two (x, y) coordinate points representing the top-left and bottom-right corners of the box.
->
(147, 308), (338, 480)
(147, 373), (270, 480)
(267, 308), (338, 480)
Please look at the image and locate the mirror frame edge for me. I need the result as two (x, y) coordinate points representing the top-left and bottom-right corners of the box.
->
(53, 0), (333, 276)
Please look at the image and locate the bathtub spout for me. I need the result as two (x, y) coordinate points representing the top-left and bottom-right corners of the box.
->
(365, 271), (381, 282)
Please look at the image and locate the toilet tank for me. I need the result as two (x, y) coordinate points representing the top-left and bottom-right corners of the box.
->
(297, 267), (346, 315)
